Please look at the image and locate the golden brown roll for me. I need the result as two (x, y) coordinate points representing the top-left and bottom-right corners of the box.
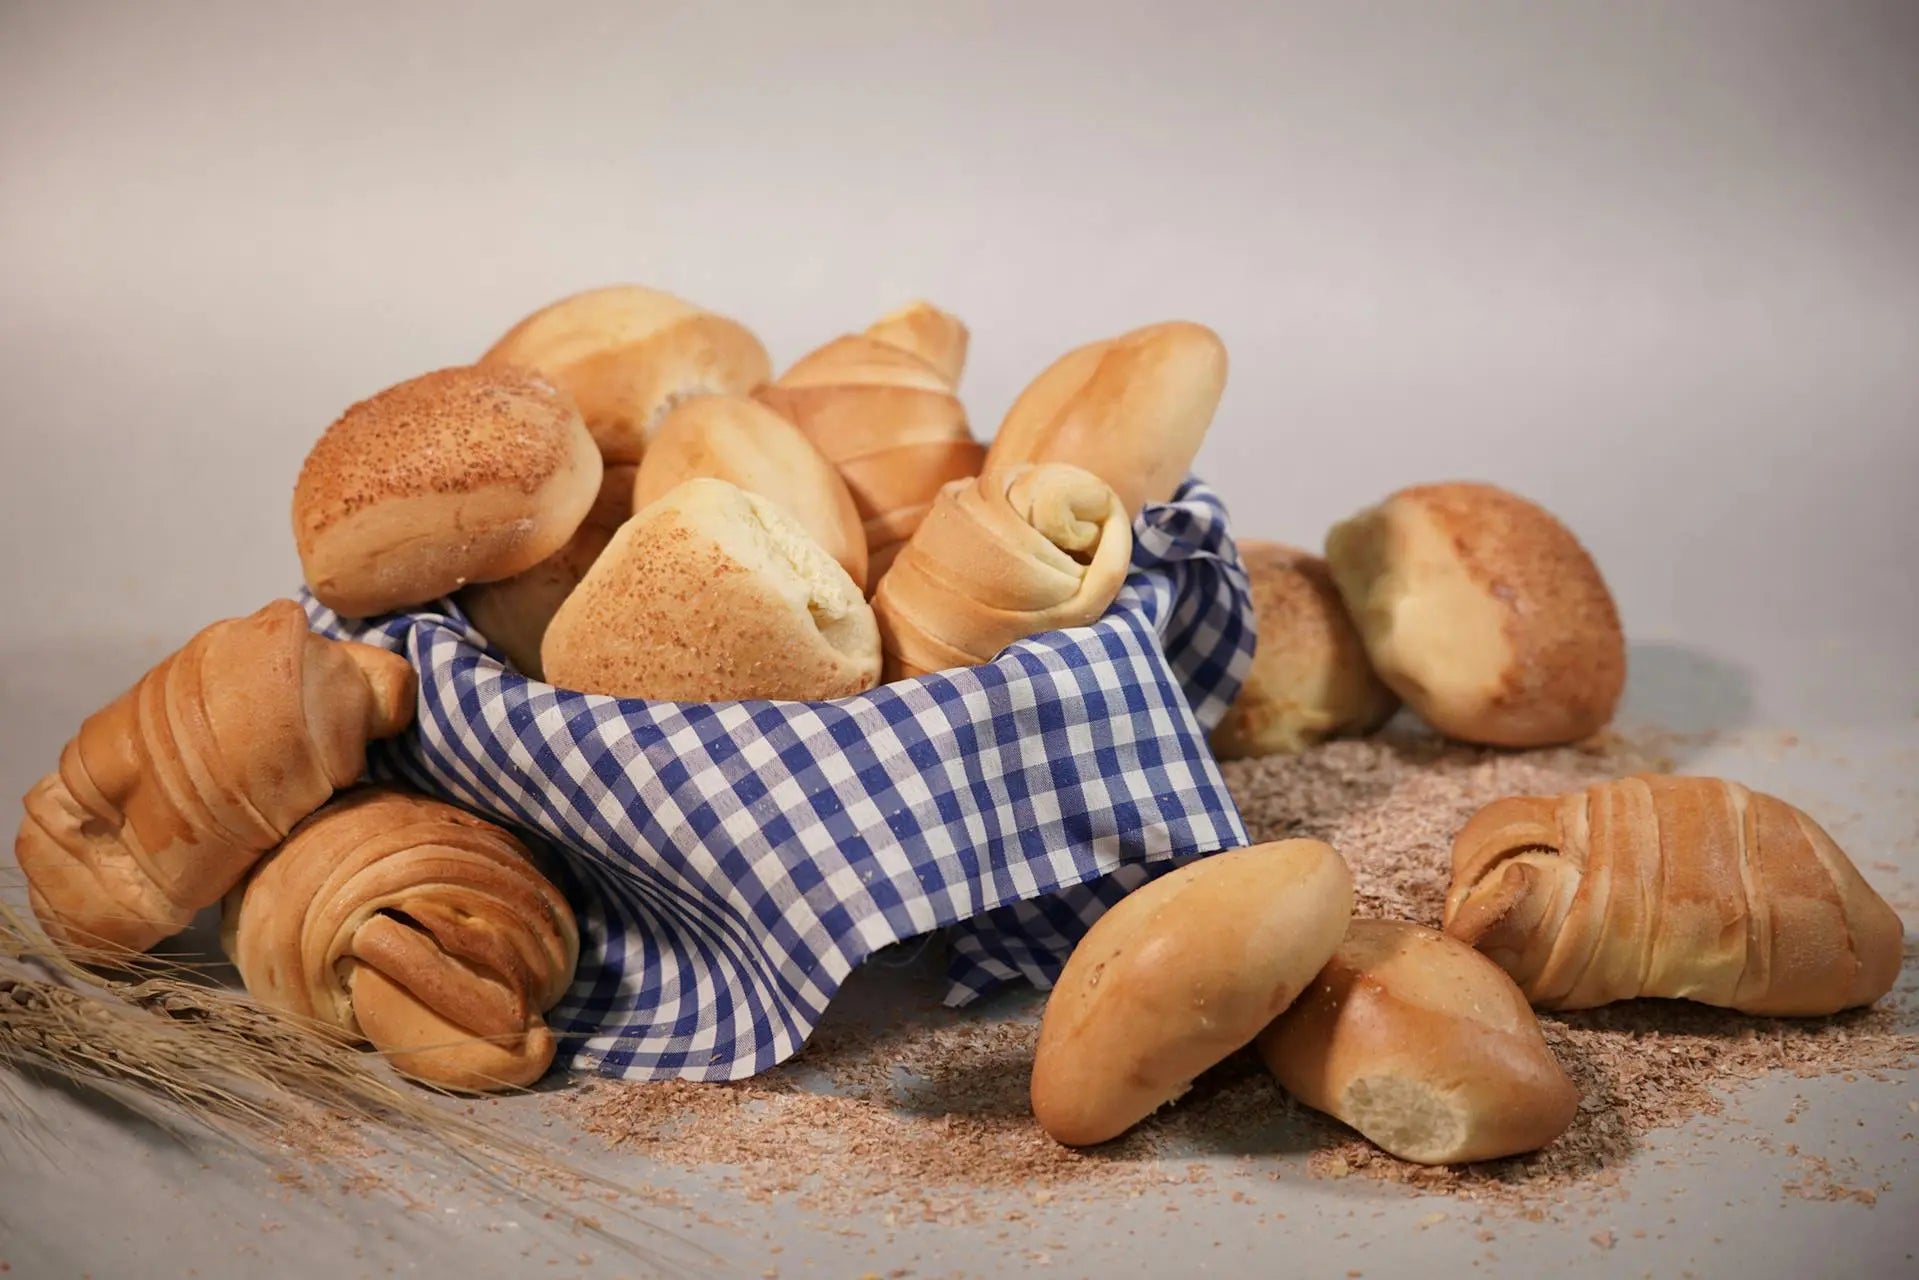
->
(223, 787), (578, 1092)
(1211, 541), (1399, 759)
(541, 477), (882, 702)
(15, 601), (416, 953)
(1324, 482), (1625, 748)
(870, 463), (1132, 682)
(632, 394), (867, 589)
(479, 284), (772, 464)
(293, 366), (604, 619)
(986, 322), (1227, 517)
(1256, 920), (1580, 1165)
(863, 300), (970, 386)
(1444, 775), (1905, 1016)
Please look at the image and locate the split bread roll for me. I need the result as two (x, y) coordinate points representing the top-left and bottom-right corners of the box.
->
(541, 477), (882, 702)
(755, 303), (985, 581)
(15, 601), (416, 953)
(480, 284), (772, 463)
(1324, 482), (1624, 748)
(1030, 840), (1354, 1147)
(1212, 541), (1399, 759)
(224, 787), (578, 1092)
(632, 394), (867, 589)
(457, 463), (635, 680)
(294, 365), (603, 619)
(870, 463), (1133, 682)
(986, 321), (1227, 517)
(1256, 920), (1579, 1165)
(1444, 775), (1905, 1016)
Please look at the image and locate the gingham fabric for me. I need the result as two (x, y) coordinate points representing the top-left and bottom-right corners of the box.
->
(303, 478), (1254, 1081)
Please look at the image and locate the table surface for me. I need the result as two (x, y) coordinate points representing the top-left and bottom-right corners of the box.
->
(2, 3), (1916, 1277)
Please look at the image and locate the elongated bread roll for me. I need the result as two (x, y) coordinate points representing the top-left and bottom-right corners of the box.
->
(294, 366), (603, 619)
(987, 322), (1227, 516)
(633, 394), (867, 589)
(1256, 920), (1579, 1164)
(1030, 840), (1354, 1147)
(480, 284), (772, 463)
(870, 463), (1132, 682)
(863, 300), (969, 386)
(541, 477), (881, 702)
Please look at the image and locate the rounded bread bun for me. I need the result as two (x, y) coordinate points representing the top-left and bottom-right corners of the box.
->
(540, 477), (881, 702)
(480, 284), (772, 464)
(1212, 541), (1400, 759)
(863, 300), (970, 387)
(1255, 919), (1579, 1165)
(456, 462), (635, 679)
(1323, 482), (1625, 748)
(293, 365), (603, 619)
(1029, 839), (1354, 1147)
(633, 394), (868, 589)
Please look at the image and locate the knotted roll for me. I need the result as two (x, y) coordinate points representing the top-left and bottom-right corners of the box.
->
(15, 601), (416, 953)
(1443, 775), (1904, 1016)
(224, 787), (579, 1092)
(870, 463), (1132, 681)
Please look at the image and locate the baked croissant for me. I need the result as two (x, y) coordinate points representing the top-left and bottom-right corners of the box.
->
(223, 787), (579, 1092)
(755, 303), (985, 582)
(1443, 775), (1905, 1016)
(871, 463), (1132, 681)
(15, 600), (416, 954)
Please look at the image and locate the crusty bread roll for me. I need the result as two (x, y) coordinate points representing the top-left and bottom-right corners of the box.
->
(1323, 482), (1625, 748)
(1256, 920), (1579, 1165)
(863, 300), (969, 387)
(986, 322), (1227, 517)
(480, 284), (772, 464)
(541, 478), (882, 702)
(1445, 775), (1905, 1016)
(293, 366), (603, 620)
(456, 463), (635, 680)
(632, 395), (867, 589)
(1212, 541), (1399, 759)
(1030, 840), (1354, 1147)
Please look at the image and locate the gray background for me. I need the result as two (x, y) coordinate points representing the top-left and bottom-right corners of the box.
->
(1, 2), (1915, 1278)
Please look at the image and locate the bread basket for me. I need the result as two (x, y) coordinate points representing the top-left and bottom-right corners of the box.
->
(303, 478), (1254, 1080)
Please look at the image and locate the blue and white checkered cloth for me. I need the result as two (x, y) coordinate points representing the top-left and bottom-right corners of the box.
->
(303, 477), (1254, 1080)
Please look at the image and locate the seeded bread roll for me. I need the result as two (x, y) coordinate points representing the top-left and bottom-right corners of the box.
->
(1323, 482), (1625, 748)
(294, 366), (603, 620)
(1256, 920), (1579, 1165)
(1212, 541), (1399, 759)
(541, 477), (882, 702)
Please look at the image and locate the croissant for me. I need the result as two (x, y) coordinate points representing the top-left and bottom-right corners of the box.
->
(223, 787), (578, 1092)
(1443, 775), (1905, 1016)
(871, 463), (1132, 681)
(15, 601), (416, 954)
(755, 303), (985, 582)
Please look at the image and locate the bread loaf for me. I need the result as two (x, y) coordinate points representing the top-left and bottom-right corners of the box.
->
(480, 284), (772, 463)
(986, 322), (1227, 517)
(1030, 840), (1354, 1147)
(1444, 775), (1904, 1016)
(1256, 920), (1579, 1164)
(632, 394), (867, 589)
(457, 463), (634, 680)
(863, 300), (969, 386)
(1211, 541), (1399, 759)
(541, 477), (882, 702)
(293, 366), (603, 619)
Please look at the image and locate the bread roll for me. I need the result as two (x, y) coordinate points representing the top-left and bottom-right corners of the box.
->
(1030, 840), (1354, 1147)
(456, 463), (635, 680)
(1323, 482), (1624, 748)
(863, 300), (969, 387)
(480, 284), (772, 463)
(1256, 920), (1579, 1165)
(541, 478), (881, 702)
(293, 366), (603, 619)
(633, 395), (867, 589)
(986, 322), (1227, 517)
(1211, 541), (1399, 759)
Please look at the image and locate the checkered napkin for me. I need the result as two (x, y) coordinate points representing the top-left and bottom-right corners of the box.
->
(302, 477), (1255, 1080)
